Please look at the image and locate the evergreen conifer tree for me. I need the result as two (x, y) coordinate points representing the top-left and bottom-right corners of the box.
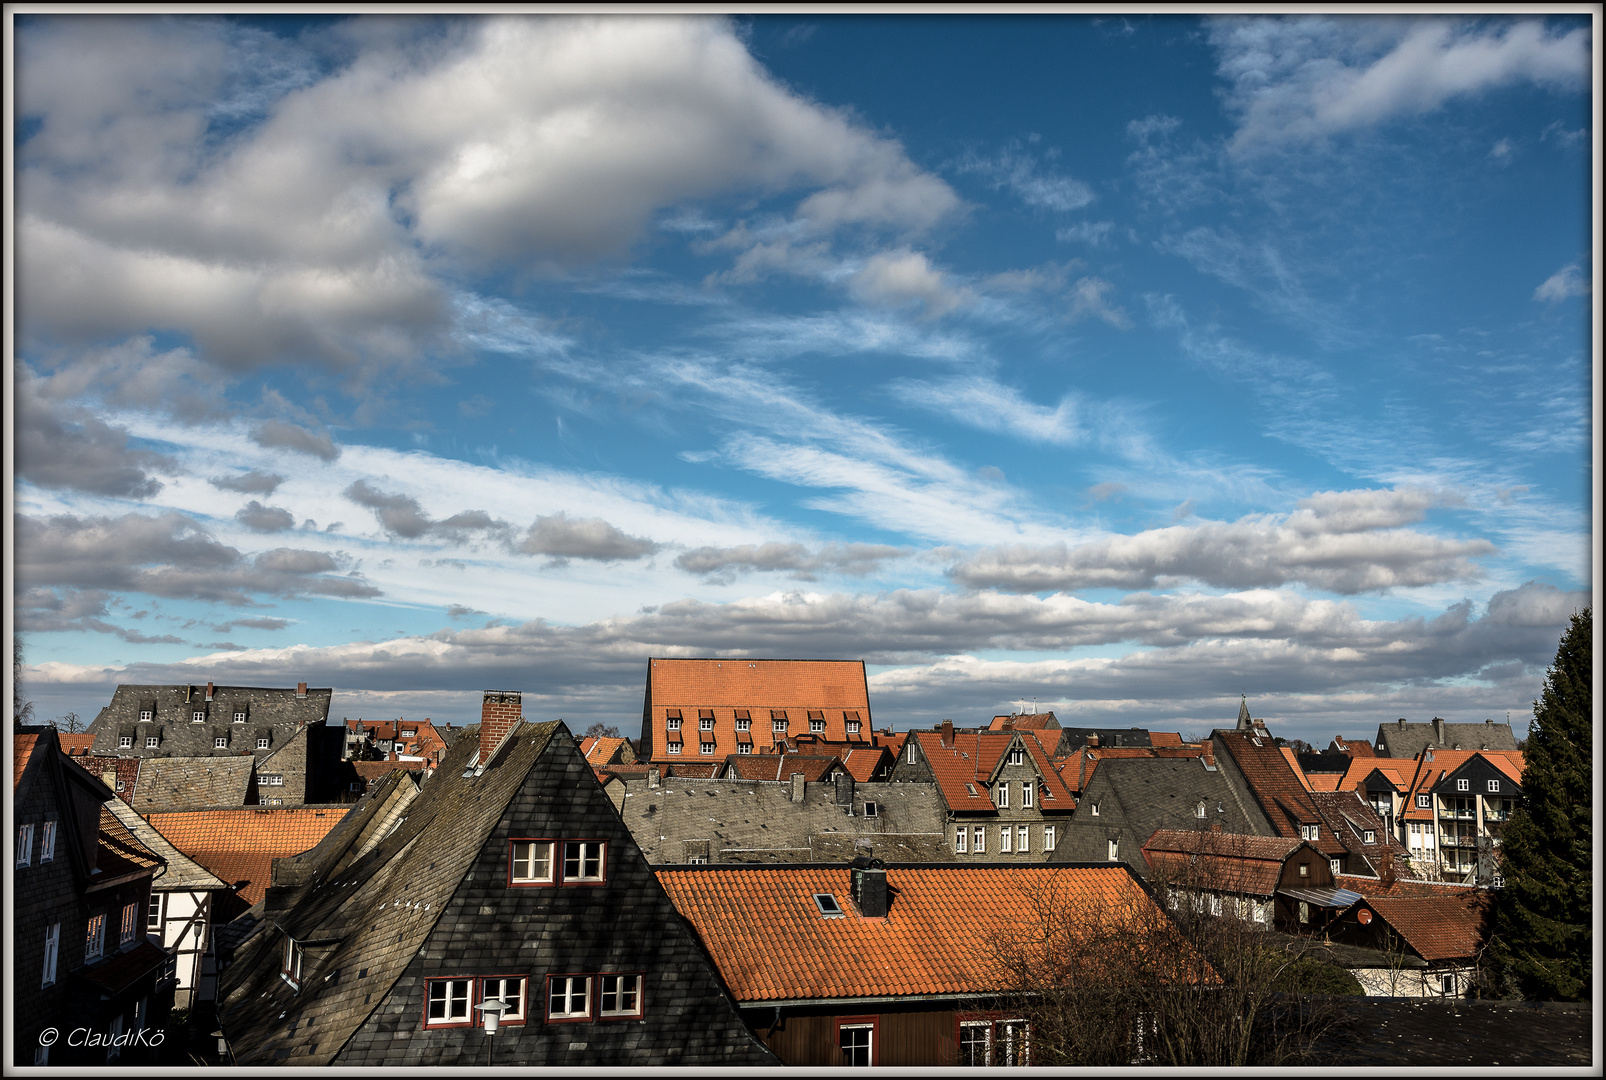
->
(1486, 610), (1592, 1000)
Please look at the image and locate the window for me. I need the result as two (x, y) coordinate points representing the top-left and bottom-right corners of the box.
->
(863, 801), (878, 817)
(997, 1020), (1029, 1066)
(995, 784), (1009, 809)
(1363, 830), (1375, 844)
(401, 728), (416, 738)
(1298, 862), (1309, 877)
(119, 735), (134, 749)
(814, 893), (845, 917)
(1487, 779), (1500, 792)
(547, 975), (592, 1021)
(16, 823), (33, 867)
(1298, 901), (1310, 925)
(192, 711), (206, 723)
(999, 826), (1012, 853)
(907, 742), (915, 763)
(1329, 858), (1342, 875)
(511, 840), (556, 885)
(737, 743), (752, 755)
(959, 1020), (991, 1066)
(262, 774), (284, 786)
(965, 783), (979, 797)
(214, 736), (229, 748)
(1300, 824), (1319, 842)
(139, 710), (152, 722)
(1209, 894), (1222, 916)
(1441, 973), (1457, 996)
(1044, 825), (1055, 851)
(1253, 900), (1269, 924)
(281, 936), (304, 989)
(955, 827), (968, 854)
(838, 1019), (876, 1066)
(40, 820), (56, 863)
(1022, 783), (1035, 809)
(257, 736), (270, 749)
(699, 712), (715, 731)
(973, 827), (985, 854)
(735, 716), (751, 732)
(1417, 794), (1431, 808)
(41, 923), (60, 987)
(116, 780), (125, 791)
(666, 741), (682, 755)
(107, 1015), (124, 1063)
(1457, 778), (1470, 792)
(120, 902), (139, 947)
(1017, 825), (1029, 853)
(772, 717), (788, 734)
(481, 976), (527, 1024)
(846, 720), (861, 735)
(699, 740), (715, 755)
(810, 718), (825, 733)
(1008, 747), (1024, 766)
(563, 841), (606, 883)
(147, 892), (165, 932)
(234, 711), (247, 723)
(86, 913), (107, 961)
(1091, 802), (1100, 816)
(666, 715), (682, 732)
(1196, 801), (1207, 819)
(1108, 838), (1119, 861)
(425, 977), (472, 1026)
(599, 974), (643, 1018)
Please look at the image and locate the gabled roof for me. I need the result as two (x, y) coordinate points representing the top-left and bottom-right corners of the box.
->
(1142, 829), (1305, 896)
(1399, 750), (1525, 822)
(103, 798), (228, 891)
(1212, 731), (1347, 857)
(913, 729), (1074, 811)
(1334, 873), (1480, 899)
(1361, 893), (1492, 962)
(1308, 790), (1410, 869)
(145, 806), (349, 903)
(836, 744), (891, 782)
(988, 711), (1060, 730)
(581, 735), (633, 766)
(721, 752), (842, 783)
(1331, 736), (1375, 757)
(86, 683), (333, 759)
(657, 863), (1179, 1002)
(1062, 744), (1215, 797)
(130, 756), (257, 811)
(14, 732), (41, 791)
(1373, 718), (1519, 759)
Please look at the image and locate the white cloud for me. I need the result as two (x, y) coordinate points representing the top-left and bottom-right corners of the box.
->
(1534, 261), (1591, 302)
(889, 377), (1086, 447)
(848, 249), (970, 316)
(1211, 17), (1591, 150)
(959, 143), (1095, 212)
(1066, 276), (1130, 327)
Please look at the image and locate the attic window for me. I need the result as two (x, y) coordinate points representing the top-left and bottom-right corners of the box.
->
(1417, 794), (1431, 808)
(1091, 802), (1100, 816)
(735, 716), (751, 732)
(146, 735), (160, 748)
(1363, 830), (1375, 844)
(1300, 824), (1319, 842)
(1007, 747), (1024, 766)
(813, 893), (845, 918)
(863, 801), (879, 818)
(699, 713), (715, 731)
(401, 728), (416, 738)
(666, 715), (682, 731)
(281, 937), (304, 991)
(257, 737), (271, 750)
(233, 711), (247, 723)
(118, 736), (134, 749)
(737, 743), (752, 755)
(1196, 801), (1207, 819)
(846, 720), (861, 735)
(214, 736), (229, 749)
(1487, 779), (1500, 792)
(192, 711), (206, 723)
(965, 783), (979, 797)
(773, 717), (788, 734)
(139, 710), (153, 722)
(810, 717), (826, 733)
(1456, 778), (1469, 792)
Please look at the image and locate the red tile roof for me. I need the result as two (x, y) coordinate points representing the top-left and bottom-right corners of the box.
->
(1335, 873), (1481, 899)
(1400, 750), (1525, 824)
(913, 729), (1075, 811)
(1213, 732), (1347, 857)
(14, 732), (41, 791)
(836, 745), (891, 783)
(988, 712), (1059, 730)
(580, 735), (633, 766)
(662, 762), (722, 779)
(1360, 893), (1492, 962)
(1149, 732), (1184, 747)
(657, 864), (1185, 1002)
(145, 807), (348, 904)
(1143, 829), (1305, 895)
(57, 733), (96, 756)
(643, 658), (871, 763)
(1332, 736), (1376, 757)
(721, 752), (841, 783)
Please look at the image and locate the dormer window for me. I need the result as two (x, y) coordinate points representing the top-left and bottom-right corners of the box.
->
(257, 737), (270, 750)
(1091, 802), (1100, 816)
(666, 715), (682, 731)
(965, 783), (979, 797)
(281, 936), (304, 991)
(846, 720), (861, 735)
(1364, 830), (1376, 844)
(401, 728), (415, 738)
(1300, 824), (1319, 842)
(699, 741), (715, 755)
(1196, 801), (1207, 819)
(1008, 747), (1024, 766)
(772, 716), (788, 734)
(737, 743), (752, 755)
(192, 711), (206, 724)
(699, 712), (715, 731)
(666, 741), (682, 755)
(735, 711), (751, 732)
(214, 736), (229, 748)
(810, 718), (825, 733)
(118, 736), (133, 749)
(139, 710), (153, 722)
(233, 711), (247, 723)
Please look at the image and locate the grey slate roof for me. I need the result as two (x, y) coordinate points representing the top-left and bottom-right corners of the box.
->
(129, 756), (257, 812)
(217, 718), (775, 1067)
(1050, 756), (1275, 872)
(87, 683), (332, 759)
(101, 797), (229, 891)
(1054, 727), (1153, 752)
(618, 777), (950, 864)
(1373, 718), (1518, 758)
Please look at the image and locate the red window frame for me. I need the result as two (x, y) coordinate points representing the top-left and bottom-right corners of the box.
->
(508, 839), (607, 887)
(422, 976), (475, 1029)
(835, 1014), (879, 1066)
(479, 975), (528, 1027)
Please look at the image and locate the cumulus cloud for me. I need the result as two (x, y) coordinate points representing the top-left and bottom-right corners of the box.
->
(210, 470), (287, 495)
(948, 487), (1493, 593)
(235, 501), (297, 533)
(15, 511), (381, 606)
(1534, 261), (1591, 302)
(848, 249), (969, 316)
(16, 16), (958, 371)
(251, 419), (341, 461)
(517, 513), (660, 563)
(674, 541), (903, 583)
(342, 479), (512, 544)
(1211, 17), (1591, 150)
(14, 383), (174, 499)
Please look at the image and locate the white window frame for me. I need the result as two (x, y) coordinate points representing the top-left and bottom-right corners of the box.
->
(511, 840), (556, 885)
(666, 716), (682, 731)
(699, 715), (715, 731)
(1457, 778), (1470, 792)
(1017, 825), (1029, 853)
(1364, 830), (1375, 844)
(995, 783), (1009, 809)
(1329, 858), (1342, 875)
(144, 735), (159, 748)
(863, 801), (878, 817)
(773, 718), (788, 734)
(40, 820), (56, 863)
(147, 892), (165, 932)
(1091, 802), (1100, 816)
(86, 913), (106, 962)
(281, 936), (303, 990)
(263, 774), (284, 786)
(599, 973), (644, 1018)
(547, 975), (593, 1021)
(192, 711), (206, 723)
(481, 976), (527, 1024)
(1487, 779), (1500, 792)
(846, 720), (861, 734)
(214, 735), (229, 748)
(233, 711), (247, 723)
(257, 736), (270, 749)
(955, 827), (968, 854)
(139, 710), (152, 722)
(907, 742), (915, 763)
(1008, 747), (1024, 766)
(16, 823), (33, 868)
(737, 743), (752, 755)
(666, 741), (682, 755)
(1196, 801), (1207, 819)
(810, 718), (826, 733)
(562, 841), (606, 883)
(1021, 783), (1034, 809)
(1108, 838), (1119, 861)
(1044, 825), (1056, 851)
(839, 1021), (876, 1067)
(41, 922), (60, 987)
(1417, 794), (1431, 807)
(699, 740), (715, 755)
(1209, 894), (1223, 916)
(119, 736), (134, 749)
(735, 717), (751, 732)
(999, 826), (1012, 853)
(973, 827), (985, 854)
(425, 977), (473, 1026)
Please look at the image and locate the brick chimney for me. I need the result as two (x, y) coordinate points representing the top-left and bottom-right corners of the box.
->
(940, 720), (954, 748)
(205, 682), (215, 701)
(479, 690), (522, 765)
(1088, 733), (1100, 748)
(1432, 717), (1445, 746)
(850, 856), (888, 917)
(296, 682), (308, 699)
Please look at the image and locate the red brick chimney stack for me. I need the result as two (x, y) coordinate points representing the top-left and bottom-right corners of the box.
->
(940, 719), (954, 748)
(480, 690), (523, 763)
(205, 682), (215, 701)
(296, 682), (308, 699)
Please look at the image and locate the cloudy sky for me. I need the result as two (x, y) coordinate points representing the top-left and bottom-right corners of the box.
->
(10, 14), (1596, 742)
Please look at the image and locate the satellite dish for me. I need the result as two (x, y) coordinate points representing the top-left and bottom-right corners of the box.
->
(1358, 909), (1373, 925)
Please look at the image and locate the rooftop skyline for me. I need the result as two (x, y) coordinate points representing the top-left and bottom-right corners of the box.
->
(11, 14), (1596, 741)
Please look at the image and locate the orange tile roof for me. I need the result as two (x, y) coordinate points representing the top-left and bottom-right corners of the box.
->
(1332, 736), (1375, 757)
(913, 729), (1075, 810)
(837, 745), (891, 783)
(657, 864), (1186, 1002)
(1360, 893), (1491, 962)
(1307, 773), (1343, 792)
(581, 735), (632, 766)
(1149, 732), (1184, 747)
(988, 712), (1059, 730)
(14, 732), (41, 791)
(145, 807), (348, 904)
(57, 733), (96, 756)
(643, 658), (871, 763)
(1335, 873), (1481, 899)
(1399, 750), (1525, 823)
(721, 752), (841, 783)
(1280, 747), (1314, 790)
(1213, 732), (1346, 857)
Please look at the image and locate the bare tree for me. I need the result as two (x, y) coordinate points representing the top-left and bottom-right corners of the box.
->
(584, 722), (621, 739)
(14, 636), (36, 726)
(982, 840), (1358, 1065)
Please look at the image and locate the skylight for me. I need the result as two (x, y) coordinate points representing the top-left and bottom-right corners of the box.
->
(813, 893), (845, 918)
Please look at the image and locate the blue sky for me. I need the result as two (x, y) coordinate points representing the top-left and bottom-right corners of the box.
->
(10, 13), (1596, 742)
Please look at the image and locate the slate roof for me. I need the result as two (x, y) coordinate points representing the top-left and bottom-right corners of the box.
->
(129, 756), (257, 811)
(657, 863), (1179, 1003)
(1059, 744), (1215, 797)
(86, 682), (333, 759)
(641, 657), (872, 762)
(1373, 718), (1519, 758)
(1142, 829), (1305, 896)
(913, 729), (1074, 811)
(102, 798), (228, 892)
(145, 807), (349, 904)
(721, 752), (842, 782)
(1360, 894), (1492, 962)
(618, 777), (949, 864)
(1053, 726), (1153, 752)
(1212, 730), (1347, 857)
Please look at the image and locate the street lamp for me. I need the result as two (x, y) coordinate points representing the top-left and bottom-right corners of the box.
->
(475, 998), (510, 1065)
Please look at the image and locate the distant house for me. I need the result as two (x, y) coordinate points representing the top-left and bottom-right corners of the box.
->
(13, 727), (174, 1067)
(890, 722), (1075, 860)
(1052, 726), (1154, 752)
(1328, 889), (1492, 997)
(987, 711), (1062, 731)
(638, 657), (873, 764)
(616, 772), (949, 864)
(1397, 749), (1525, 881)
(719, 751), (845, 783)
(216, 691), (776, 1067)
(579, 735), (636, 767)
(656, 859), (1186, 1066)
(129, 756), (260, 812)
(1211, 729), (1358, 872)
(1373, 717), (1518, 759)
(345, 717), (450, 769)
(1141, 828), (1361, 935)
(85, 682), (346, 804)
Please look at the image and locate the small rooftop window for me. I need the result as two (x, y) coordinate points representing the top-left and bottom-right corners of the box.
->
(813, 893), (845, 918)
(965, 783), (979, 797)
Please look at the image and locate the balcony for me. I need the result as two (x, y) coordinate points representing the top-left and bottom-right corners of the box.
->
(1437, 806), (1477, 820)
(1439, 833), (1476, 849)
(1484, 810), (1510, 822)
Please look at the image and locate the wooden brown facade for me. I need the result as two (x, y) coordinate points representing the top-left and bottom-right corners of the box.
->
(748, 1002), (1029, 1067)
